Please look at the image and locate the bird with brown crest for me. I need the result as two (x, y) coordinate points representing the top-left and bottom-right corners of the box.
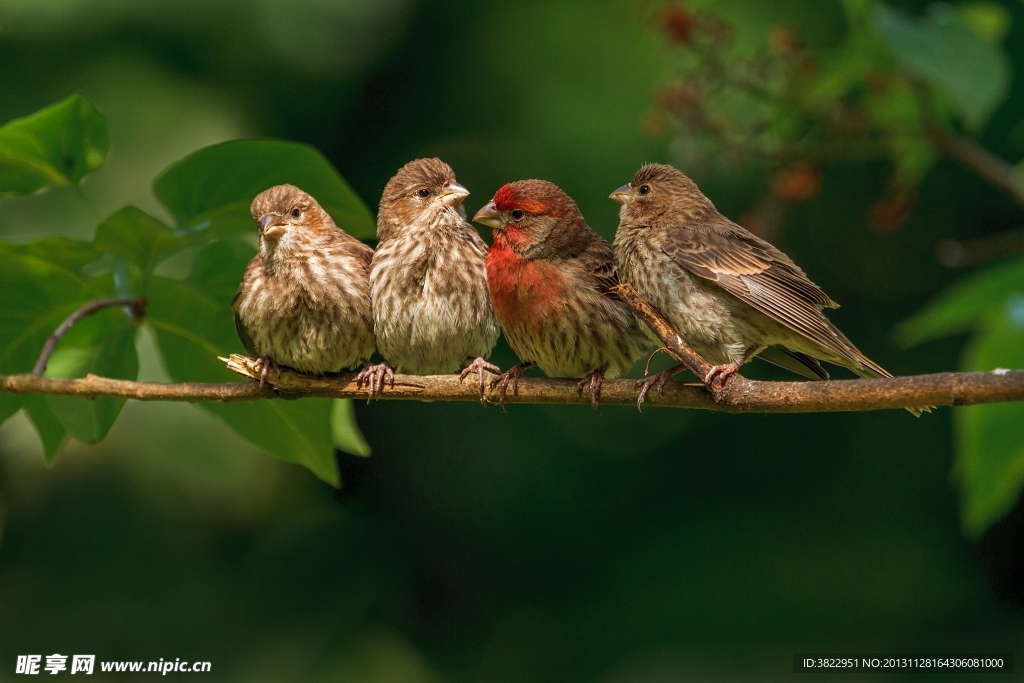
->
(474, 179), (651, 410)
(364, 158), (500, 398)
(612, 163), (929, 415)
(233, 184), (376, 386)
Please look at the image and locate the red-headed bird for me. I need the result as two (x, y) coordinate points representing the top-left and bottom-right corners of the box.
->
(474, 179), (651, 409)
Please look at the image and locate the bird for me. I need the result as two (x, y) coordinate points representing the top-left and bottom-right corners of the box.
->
(233, 184), (376, 387)
(611, 162), (928, 415)
(365, 158), (500, 397)
(474, 179), (651, 410)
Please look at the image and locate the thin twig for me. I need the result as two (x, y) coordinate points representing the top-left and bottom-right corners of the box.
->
(33, 297), (147, 376)
(927, 126), (1024, 209)
(613, 283), (713, 380)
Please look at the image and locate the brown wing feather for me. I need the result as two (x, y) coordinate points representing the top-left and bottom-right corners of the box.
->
(577, 231), (623, 299)
(661, 221), (888, 375)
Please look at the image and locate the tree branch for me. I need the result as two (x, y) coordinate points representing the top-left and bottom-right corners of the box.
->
(33, 297), (147, 376)
(927, 126), (1024, 209)
(2, 286), (1022, 413)
(614, 283), (713, 381)
(2, 364), (1023, 413)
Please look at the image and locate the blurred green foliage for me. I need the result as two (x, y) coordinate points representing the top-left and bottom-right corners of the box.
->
(652, 0), (1018, 231)
(899, 254), (1024, 536)
(2, 0), (1024, 681)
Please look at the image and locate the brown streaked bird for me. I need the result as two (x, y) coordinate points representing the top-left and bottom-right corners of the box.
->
(612, 162), (928, 415)
(475, 179), (652, 410)
(364, 158), (500, 397)
(233, 184), (376, 386)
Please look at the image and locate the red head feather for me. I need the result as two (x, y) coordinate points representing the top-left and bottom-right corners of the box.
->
(492, 180), (573, 217)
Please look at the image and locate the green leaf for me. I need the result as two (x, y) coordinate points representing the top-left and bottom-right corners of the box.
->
(331, 399), (370, 457)
(93, 206), (189, 291)
(0, 94), (109, 195)
(44, 309), (139, 444)
(895, 253), (1024, 347)
(145, 241), (341, 485)
(23, 397), (69, 464)
(152, 139), (376, 239)
(954, 296), (1024, 537)
(0, 237), (112, 374)
(0, 235), (118, 458)
(872, 4), (1011, 131)
(0, 392), (21, 430)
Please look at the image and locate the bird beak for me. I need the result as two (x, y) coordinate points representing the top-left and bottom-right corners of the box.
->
(609, 185), (632, 205)
(259, 213), (287, 240)
(440, 181), (470, 207)
(473, 202), (502, 229)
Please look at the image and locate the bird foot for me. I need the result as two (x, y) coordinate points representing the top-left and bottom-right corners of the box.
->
(254, 356), (280, 388)
(356, 362), (394, 402)
(488, 362), (532, 411)
(576, 367), (606, 412)
(459, 357), (501, 397)
(703, 362), (741, 388)
(635, 364), (685, 410)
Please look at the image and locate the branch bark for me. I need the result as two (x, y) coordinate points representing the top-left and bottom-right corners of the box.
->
(2, 286), (1023, 413)
(3, 363), (1023, 413)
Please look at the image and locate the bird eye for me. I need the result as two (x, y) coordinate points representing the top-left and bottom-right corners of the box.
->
(511, 209), (525, 220)
(417, 188), (430, 198)
(639, 185), (651, 195)
(291, 208), (301, 218)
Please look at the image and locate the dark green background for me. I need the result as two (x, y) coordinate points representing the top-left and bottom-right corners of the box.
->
(1, 0), (1022, 680)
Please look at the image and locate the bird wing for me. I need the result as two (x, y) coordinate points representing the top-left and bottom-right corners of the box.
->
(578, 232), (623, 299)
(233, 310), (258, 357)
(342, 233), (374, 269)
(661, 221), (886, 372)
(232, 257), (261, 357)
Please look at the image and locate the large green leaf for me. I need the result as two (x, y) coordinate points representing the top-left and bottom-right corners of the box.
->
(955, 298), (1024, 537)
(0, 237), (111, 374)
(0, 236), (118, 458)
(145, 241), (360, 485)
(23, 397), (69, 464)
(0, 94), (109, 195)
(895, 254), (1024, 347)
(872, 4), (1011, 131)
(152, 139), (376, 239)
(331, 398), (370, 458)
(93, 206), (190, 292)
(44, 310), (139, 447)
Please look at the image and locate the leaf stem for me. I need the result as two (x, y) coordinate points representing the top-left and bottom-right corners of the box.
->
(33, 297), (146, 376)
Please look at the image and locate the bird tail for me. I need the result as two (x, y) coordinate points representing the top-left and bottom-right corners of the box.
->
(759, 347), (830, 380)
(847, 357), (932, 417)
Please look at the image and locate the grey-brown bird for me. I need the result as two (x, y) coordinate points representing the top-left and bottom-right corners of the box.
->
(612, 163), (927, 415)
(364, 158), (500, 397)
(475, 179), (652, 409)
(233, 184), (376, 386)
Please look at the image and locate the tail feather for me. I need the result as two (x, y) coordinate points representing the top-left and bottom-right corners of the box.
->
(847, 358), (932, 417)
(758, 347), (830, 380)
